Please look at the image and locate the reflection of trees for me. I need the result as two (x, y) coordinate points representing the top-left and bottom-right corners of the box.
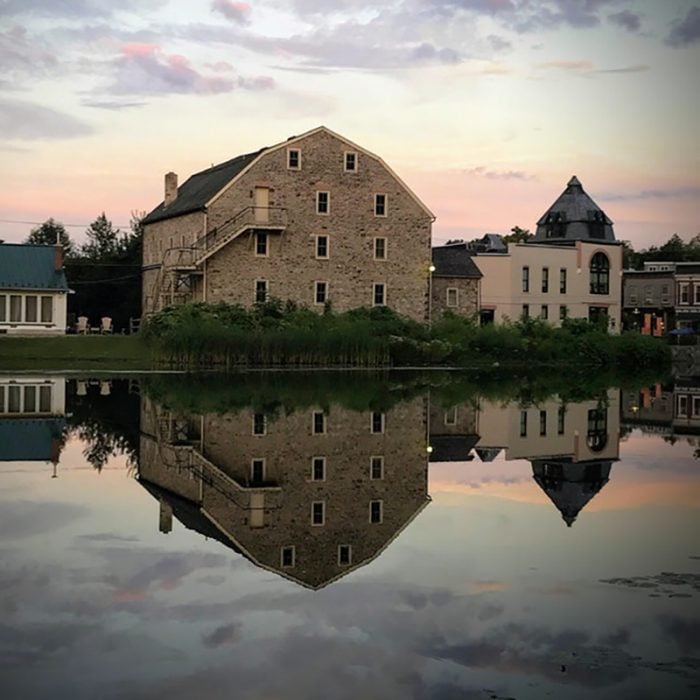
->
(67, 380), (140, 471)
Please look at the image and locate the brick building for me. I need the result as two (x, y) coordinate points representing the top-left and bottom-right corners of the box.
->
(142, 127), (434, 321)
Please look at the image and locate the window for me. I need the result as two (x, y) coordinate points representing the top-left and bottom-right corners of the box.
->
(0, 295), (5, 322)
(519, 410), (527, 437)
(522, 304), (529, 319)
(444, 406), (458, 425)
(311, 456), (326, 481)
(557, 405), (566, 434)
(25, 296), (37, 323)
(344, 152), (357, 172)
(10, 295), (21, 322)
(679, 283), (689, 304)
(371, 411), (385, 434)
(677, 395), (689, 417)
(311, 501), (325, 526)
(374, 194), (387, 217)
(287, 148), (300, 170)
(370, 456), (384, 480)
(542, 267), (549, 293)
(0, 386), (4, 412)
(338, 544), (352, 566)
(590, 252), (610, 295)
(692, 396), (700, 417)
(587, 408), (608, 451)
(255, 231), (268, 256)
(312, 410), (326, 435)
(541, 304), (548, 320)
(374, 237), (387, 260)
(251, 458), (265, 482)
(373, 283), (386, 306)
(369, 500), (383, 524)
(39, 385), (51, 412)
(644, 285), (652, 304)
(252, 413), (267, 435)
(281, 546), (295, 568)
(522, 266), (530, 293)
(560, 268), (567, 294)
(24, 386), (37, 413)
(446, 288), (459, 308)
(255, 279), (268, 303)
(694, 286), (700, 305)
(316, 191), (329, 214)
(559, 305), (568, 321)
(539, 410), (547, 436)
(8, 385), (20, 413)
(314, 281), (328, 305)
(316, 235), (329, 259)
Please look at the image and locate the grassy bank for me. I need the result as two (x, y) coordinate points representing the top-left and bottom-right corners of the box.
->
(142, 301), (671, 371)
(0, 335), (150, 371)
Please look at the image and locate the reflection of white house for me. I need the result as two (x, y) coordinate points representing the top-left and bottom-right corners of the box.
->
(0, 376), (66, 463)
(0, 243), (69, 335)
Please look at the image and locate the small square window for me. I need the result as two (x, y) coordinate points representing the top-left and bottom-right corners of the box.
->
(338, 544), (352, 565)
(344, 152), (357, 172)
(255, 231), (268, 256)
(374, 237), (387, 260)
(287, 149), (300, 170)
(375, 194), (387, 217)
(255, 279), (268, 303)
(371, 411), (385, 434)
(370, 456), (384, 480)
(251, 458), (265, 482)
(446, 288), (459, 308)
(369, 500), (383, 524)
(316, 235), (329, 259)
(373, 283), (386, 306)
(281, 546), (295, 568)
(311, 456), (326, 481)
(315, 281), (328, 305)
(316, 191), (330, 215)
(252, 413), (267, 436)
(312, 410), (326, 435)
(311, 501), (325, 526)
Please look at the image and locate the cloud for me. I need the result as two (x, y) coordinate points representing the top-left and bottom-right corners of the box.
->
(600, 186), (700, 202)
(594, 64), (649, 73)
(0, 0), (166, 18)
(464, 166), (534, 181)
(487, 34), (512, 51)
(211, 0), (252, 24)
(0, 500), (89, 537)
(0, 24), (58, 80)
(666, 6), (700, 47)
(607, 9), (641, 32)
(82, 100), (148, 110)
(202, 622), (239, 648)
(537, 59), (595, 71)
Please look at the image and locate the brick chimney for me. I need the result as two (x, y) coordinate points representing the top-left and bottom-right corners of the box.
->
(54, 244), (64, 271)
(164, 171), (178, 207)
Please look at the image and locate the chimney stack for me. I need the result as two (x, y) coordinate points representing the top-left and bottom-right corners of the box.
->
(164, 171), (178, 207)
(54, 244), (64, 271)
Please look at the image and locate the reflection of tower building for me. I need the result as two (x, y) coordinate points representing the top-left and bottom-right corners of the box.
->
(0, 376), (66, 465)
(139, 396), (430, 589)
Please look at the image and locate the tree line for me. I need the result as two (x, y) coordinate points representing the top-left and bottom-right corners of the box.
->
(25, 213), (143, 332)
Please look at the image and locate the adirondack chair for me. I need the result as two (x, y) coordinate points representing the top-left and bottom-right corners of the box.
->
(76, 316), (89, 335)
(100, 317), (113, 334)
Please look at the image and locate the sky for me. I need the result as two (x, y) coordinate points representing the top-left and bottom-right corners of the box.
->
(0, 0), (699, 249)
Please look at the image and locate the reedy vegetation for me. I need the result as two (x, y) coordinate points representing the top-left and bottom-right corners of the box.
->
(141, 300), (670, 370)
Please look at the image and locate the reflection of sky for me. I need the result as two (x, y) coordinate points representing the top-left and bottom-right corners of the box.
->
(1, 427), (698, 698)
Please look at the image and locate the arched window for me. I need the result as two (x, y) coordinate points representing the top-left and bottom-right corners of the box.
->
(590, 252), (609, 295)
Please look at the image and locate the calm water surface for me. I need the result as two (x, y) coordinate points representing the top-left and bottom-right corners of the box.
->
(0, 373), (698, 699)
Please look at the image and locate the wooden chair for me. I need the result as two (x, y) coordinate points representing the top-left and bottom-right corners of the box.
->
(76, 316), (89, 335)
(100, 317), (113, 334)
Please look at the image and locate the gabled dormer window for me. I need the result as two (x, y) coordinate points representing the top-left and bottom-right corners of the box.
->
(344, 152), (357, 172)
(287, 148), (301, 170)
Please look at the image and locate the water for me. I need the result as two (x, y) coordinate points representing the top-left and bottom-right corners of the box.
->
(0, 373), (698, 699)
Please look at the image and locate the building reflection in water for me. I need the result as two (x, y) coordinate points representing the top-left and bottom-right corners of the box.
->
(429, 390), (620, 527)
(0, 376), (66, 470)
(138, 396), (431, 589)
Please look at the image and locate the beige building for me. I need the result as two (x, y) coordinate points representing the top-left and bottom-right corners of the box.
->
(142, 126), (434, 321)
(475, 177), (623, 331)
(138, 395), (430, 589)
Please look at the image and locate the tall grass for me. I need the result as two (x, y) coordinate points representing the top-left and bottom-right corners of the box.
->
(141, 301), (671, 370)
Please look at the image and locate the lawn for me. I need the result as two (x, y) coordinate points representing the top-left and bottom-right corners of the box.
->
(0, 335), (152, 371)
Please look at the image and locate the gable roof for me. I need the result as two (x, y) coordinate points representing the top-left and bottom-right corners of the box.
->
(432, 243), (483, 278)
(0, 244), (68, 291)
(142, 149), (265, 225)
(142, 126), (434, 225)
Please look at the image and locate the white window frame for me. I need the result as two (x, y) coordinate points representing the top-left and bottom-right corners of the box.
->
(312, 410), (327, 435)
(374, 237), (387, 261)
(444, 406), (458, 426)
(446, 287), (459, 308)
(679, 282), (689, 305)
(311, 500), (326, 526)
(254, 279), (268, 303)
(369, 500), (383, 524)
(370, 411), (385, 434)
(372, 283), (386, 307)
(314, 281), (328, 306)
(280, 546), (295, 568)
(344, 151), (358, 172)
(369, 455), (384, 480)
(311, 456), (326, 482)
(252, 413), (267, 436)
(250, 457), (266, 482)
(316, 191), (330, 215)
(677, 395), (689, 418)
(374, 193), (387, 217)
(694, 286), (700, 305)
(338, 544), (352, 566)
(287, 148), (301, 170)
(315, 234), (329, 259)
(692, 395), (700, 418)
(255, 231), (268, 257)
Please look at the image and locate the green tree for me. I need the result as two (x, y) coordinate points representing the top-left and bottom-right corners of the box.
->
(81, 212), (122, 260)
(503, 226), (533, 244)
(25, 218), (76, 257)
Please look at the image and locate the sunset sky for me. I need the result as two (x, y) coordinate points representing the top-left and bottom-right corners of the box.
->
(1, 0), (698, 249)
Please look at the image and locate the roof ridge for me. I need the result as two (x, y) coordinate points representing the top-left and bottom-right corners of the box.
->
(190, 148), (267, 178)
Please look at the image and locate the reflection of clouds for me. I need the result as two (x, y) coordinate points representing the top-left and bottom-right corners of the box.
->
(0, 500), (88, 539)
(659, 615), (700, 654)
(202, 622), (239, 649)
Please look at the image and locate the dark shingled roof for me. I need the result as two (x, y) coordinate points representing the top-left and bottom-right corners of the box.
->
(0, 418), (66, 462)
(428, 434), (480, 462)
(533, 176), (615, 244)
(142, 149), (266, 225)
(432, 243), (483, 278)
(0, 244), (68, 291)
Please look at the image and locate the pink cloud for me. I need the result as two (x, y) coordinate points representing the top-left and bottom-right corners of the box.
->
(211, 0), (251, 24)
(121, 42), (159, 58)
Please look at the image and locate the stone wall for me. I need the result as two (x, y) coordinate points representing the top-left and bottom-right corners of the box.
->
(431, 277), (479, 319)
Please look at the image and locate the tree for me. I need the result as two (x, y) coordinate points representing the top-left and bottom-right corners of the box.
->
(503, 226), (533, 244)
(25, 218), (76, 257)
(81, 212), (122, 260)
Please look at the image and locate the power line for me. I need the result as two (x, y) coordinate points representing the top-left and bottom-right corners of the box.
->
(69, 275), (141, 284)
(0, 218), (132, 228)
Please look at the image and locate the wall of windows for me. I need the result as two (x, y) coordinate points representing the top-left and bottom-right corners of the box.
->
(0, 293), (57, 325)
